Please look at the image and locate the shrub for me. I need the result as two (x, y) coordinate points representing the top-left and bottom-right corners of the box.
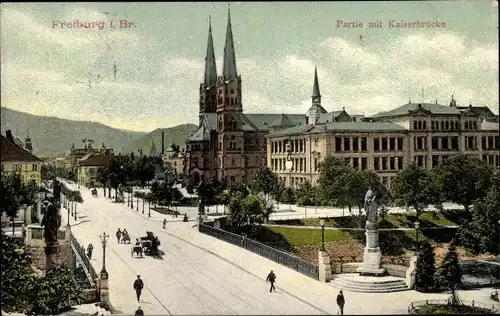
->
(415, 241), (436, 292)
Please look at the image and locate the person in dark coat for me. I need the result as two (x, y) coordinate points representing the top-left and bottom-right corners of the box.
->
(134, 306), (144, 316)
(266, 270), (276, 292)
(133, 275), (144, 302)
(336, 290), (345, 315)
(116, 229), (122, 243)
(87, 243), (94, 259)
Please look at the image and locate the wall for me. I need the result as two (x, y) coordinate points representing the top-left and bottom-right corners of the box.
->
(330, 262), (408, 278)
(25, 226), (72, 270)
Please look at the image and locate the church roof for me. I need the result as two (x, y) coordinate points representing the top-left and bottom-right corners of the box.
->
(222, 8), (237, 81)
(187, 125), (209, 142)
(269, 113), (295, 128)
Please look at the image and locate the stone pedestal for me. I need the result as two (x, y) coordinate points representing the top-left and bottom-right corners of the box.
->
(405, 256), (417, 289)
(318, 251), (332, 282)
(357, 227), (386, 276)
(44, 241), (60, 270)
(99, 271), (110, 304)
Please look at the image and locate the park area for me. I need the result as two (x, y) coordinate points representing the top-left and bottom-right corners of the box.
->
(244, 210), (497, 267)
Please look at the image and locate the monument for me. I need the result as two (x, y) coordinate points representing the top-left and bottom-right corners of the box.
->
(357, 186), (386, 276)
(40, 199), (62, 270)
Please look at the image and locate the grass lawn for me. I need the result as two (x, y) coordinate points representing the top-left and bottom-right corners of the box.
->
(267, 226), (348, 246)
(152, 207), (179, 215)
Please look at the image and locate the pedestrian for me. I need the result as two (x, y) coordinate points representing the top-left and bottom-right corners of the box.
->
(116, 228), (122, 243)
(266, 270), (276, 293)
(87, 243), (94, 259)
(134, 306), (144, 316)
(133, 275), (144, 302)
(336, 290), (345, 315)
(163, 218), (167, 229)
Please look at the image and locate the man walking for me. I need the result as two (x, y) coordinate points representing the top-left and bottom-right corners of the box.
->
(116, 228), (122, 243)
(133, 275), (144, 302)
(87, 243), (93, 259)
(266, 270), (276, 293)
(336, 290), (345, 315)
(163, 218), (167, 229)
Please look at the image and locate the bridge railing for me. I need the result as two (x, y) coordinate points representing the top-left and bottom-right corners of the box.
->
(199, 224), (319, 280)
(70, 233), (98, 286)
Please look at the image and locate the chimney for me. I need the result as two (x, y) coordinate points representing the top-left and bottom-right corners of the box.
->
(161, 131), (165, 156)
(6, 130), (13, 142)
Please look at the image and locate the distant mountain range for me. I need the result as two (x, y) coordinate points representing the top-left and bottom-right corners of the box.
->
(0, 107), (197, 158)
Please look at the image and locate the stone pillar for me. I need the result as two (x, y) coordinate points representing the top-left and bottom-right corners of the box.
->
(36, 202), (42, 223)
(406, 256), (417, 289)
(44, 241), (60, 271)
(357, 221), (386, 276)
(99, 272), (110, 305)
(318, 251), (332, 282)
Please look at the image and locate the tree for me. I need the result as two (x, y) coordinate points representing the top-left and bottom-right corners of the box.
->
(272, 180), (285, 209)
(134, 156), (155, 187)
(415, 241), (436, 292)
(96, 166), (110, 197)
(227, 192), (264, 228)
(1, 172), (38, 236)
(1, 231), (83, 314)
(251, 167), (278, 203)
(435, 238), (462, 288)
(458, 179), (500, 255)
(435, 154), (493, 216)
(296, 181), (314, 206)
(71, 190), (84, 215)
(390, 163), (437, 219)
(281, 187), (296, 209)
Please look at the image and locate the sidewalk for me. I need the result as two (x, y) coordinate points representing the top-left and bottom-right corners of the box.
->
(165, 222), (499, 315)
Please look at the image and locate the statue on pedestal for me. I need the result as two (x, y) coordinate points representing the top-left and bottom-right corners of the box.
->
(41, 201), (61, 244)
(364, 186), (379, 227)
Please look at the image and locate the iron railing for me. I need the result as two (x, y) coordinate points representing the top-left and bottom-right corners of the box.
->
(70, 233), (98, 286)
(408, 299), (498, 314)
(199, 224), (319, 280)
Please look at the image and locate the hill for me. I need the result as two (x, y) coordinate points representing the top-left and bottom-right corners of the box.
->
(0, 107), (197, 158)
(122, 124), (198, 155)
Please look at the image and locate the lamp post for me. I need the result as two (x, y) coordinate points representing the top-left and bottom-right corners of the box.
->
(414, 221), (420, 253)
(22, 204), (28, 242)
(320, 219), (326, 251)
(130, 187), (134, 209)
(127, 190), (130, 207)
(99, 232), (109, 276)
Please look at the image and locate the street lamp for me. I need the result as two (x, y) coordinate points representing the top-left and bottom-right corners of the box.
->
(320, 219), (326, 251)
(22, 204), (28, 242)
(99, 232), (109, 276)
(414, 221), (420, 252)
(130, 187), (134, 209)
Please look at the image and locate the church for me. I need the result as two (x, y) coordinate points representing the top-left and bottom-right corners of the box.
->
(184, 9), (358, 186)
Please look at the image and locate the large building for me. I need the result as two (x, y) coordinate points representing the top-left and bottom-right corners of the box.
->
(184, 10), (357, 186)
(266, 83), (500, 189)
(1, 130), (42, 186)
(76, 153), (113, 187)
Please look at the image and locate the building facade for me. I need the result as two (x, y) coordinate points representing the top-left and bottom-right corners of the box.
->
(1, 131), (43, 186)
(266, 93), (500, 189)
(184, 11), (358, 186)
(76, 153), (113, 187)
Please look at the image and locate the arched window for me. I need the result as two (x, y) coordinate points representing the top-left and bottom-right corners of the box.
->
(464, 121), (469, 129)
(218, 118), (223, 131)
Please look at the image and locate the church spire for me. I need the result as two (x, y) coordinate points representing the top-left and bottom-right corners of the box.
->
(312, 66), (321, 98)
(204, 15), (217, 87)
(222, 5), (238, 81)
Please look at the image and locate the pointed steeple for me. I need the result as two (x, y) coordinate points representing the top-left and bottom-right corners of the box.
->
(204, 15), (217, 87)
(312, 66), (321, 97)
(223, 6), (238, 81)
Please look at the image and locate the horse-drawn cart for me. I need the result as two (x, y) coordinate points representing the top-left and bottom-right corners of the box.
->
(131, 245), (143, 257)
(133, 231), (161, 258)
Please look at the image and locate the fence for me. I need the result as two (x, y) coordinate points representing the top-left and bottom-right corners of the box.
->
(70, 233), (98, 286)
(408, 299), (498, 314)
(199, 224), (319, 280)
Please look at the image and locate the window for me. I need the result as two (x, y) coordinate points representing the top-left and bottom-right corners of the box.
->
(299, 140), (303, 152)
(374, 138), (380, 152)
(32, 164), (38, 171)
(488, 136), (494, 150)
(343, 138), (350, 151)
(442, 137), (449, 150)
(397, 138), (404, 151)
(381, 138), (388, 151)
(432, 155), (439, 168)
(418, 121), (422, 130)
(335, 137), (342, 152)
(413, 121), (418, 130)
(431, 121), (435, 130)
(389, 157), (395, 170)
(231, 158), (235, 166)
(440, 121), (445, 130)
(445, 121), (449, 130)
(451, 137), (459, 150)
(353, 137), (359, 152)
(314, 158), (318, 172)
(361, 157), (367, 170)
(382, 157), (388, 170)
(389, 138), (395, 151)
(361, 137), (367, 151)
(423, 121), (427, 130)
(473, 121), (477, 130)
(432, 137), (439, 150)
(397, 157), (403, 169)
(353, 157), (359, 170)
(482, 137), (487, 149)
(374, 157), (380, 170)
(344, 157), (350, 165)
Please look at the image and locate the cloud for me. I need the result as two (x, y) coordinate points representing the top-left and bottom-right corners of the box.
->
(1, 6), (498, 133)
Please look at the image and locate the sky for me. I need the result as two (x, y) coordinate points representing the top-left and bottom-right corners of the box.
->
(1, 1), (499, 132)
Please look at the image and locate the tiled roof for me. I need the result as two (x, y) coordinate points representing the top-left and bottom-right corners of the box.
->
(187, 125), (209, 142)
(371, 103), (462, 118)
(1, 134), (42, 162)
(270, 113), (295, 128)
(457, 106), (495, 118)
(78, 154), (112, 167)
(267, 121), (408, 137)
